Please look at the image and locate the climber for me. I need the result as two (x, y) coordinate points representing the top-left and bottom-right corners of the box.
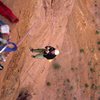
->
(0, 1), (19, 23)
(0, 20), (17, 53)
(30, 46), (60, 62)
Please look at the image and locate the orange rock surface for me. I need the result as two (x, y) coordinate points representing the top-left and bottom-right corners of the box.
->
(0, 0), (100, 100)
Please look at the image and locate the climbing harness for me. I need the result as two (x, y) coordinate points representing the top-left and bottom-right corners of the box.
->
(0, 42), (17, 53)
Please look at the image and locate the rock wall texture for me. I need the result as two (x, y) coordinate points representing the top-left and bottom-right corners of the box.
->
(0, 0), (100, 100)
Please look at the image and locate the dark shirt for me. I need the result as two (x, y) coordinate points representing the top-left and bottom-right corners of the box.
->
(43, 46), (56, 59)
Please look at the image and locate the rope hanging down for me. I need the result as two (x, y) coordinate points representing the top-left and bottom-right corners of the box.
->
(17, 24), (34, 47)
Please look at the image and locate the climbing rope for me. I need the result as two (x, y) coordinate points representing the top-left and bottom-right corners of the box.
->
(17, 24), (34, 47)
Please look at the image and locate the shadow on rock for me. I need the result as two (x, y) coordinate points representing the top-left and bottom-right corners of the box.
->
(16, 88), (32, 100)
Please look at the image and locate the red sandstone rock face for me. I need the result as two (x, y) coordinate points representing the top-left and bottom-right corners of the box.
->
(0, 0), (100, 100)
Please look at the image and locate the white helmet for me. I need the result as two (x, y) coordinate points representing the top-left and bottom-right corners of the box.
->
(55, 49), (60, 55)
(0, 25), (10, 34)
